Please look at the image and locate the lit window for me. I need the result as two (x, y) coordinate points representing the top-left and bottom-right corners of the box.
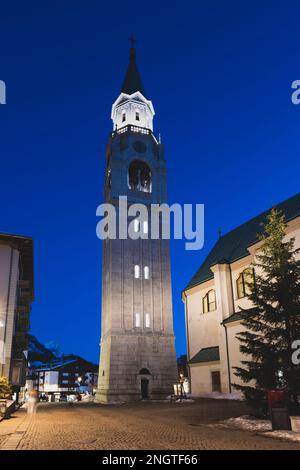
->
(202, 289), (216, 313)
(144, 266), (149, 280)
(122, 112), (126, 122)
(237, 268), (255, 299)
(135, 313), (140, 328)
(136, 111), (140, 121)
(145, 313), (150, 328)
(134, 265), (140, 278)
(133, 219), (139, 232)
(143, 221), (148, 234)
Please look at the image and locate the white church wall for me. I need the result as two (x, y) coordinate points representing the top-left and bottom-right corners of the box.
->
(185, 280), (220, 361)
(190, 362), (221, 394)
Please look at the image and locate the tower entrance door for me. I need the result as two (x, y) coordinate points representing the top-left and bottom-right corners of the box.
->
(141, 379), (149, 400)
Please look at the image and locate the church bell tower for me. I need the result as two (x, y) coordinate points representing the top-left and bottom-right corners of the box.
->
(96, 44), (177, 403)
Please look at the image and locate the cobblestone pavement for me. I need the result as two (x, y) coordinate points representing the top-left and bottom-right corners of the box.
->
(0, 399), (299, 450)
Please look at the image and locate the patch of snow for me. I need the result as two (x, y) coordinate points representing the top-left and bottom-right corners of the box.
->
(218, 415), (300, 443)
(221, 415), (272, 432)
(44, 341), (64, 359)
(149, 399), (170, 403)
(264, 431), (300, 443)
(172, 399), (195, 404)
(189, 392), (243, 401)
(166, 395), (195, 403)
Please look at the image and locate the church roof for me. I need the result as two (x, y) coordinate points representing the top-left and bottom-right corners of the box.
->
(189, 346), (220, 364)
(222, 307), (258, 325)
(121, 47), (146, 97)
(184, 192), (300, 291)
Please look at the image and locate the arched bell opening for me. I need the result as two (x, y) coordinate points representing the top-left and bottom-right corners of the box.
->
(128, 160), (151, 193)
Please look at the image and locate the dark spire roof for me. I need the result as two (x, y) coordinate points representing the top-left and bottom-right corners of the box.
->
(121, 47), (146, 97)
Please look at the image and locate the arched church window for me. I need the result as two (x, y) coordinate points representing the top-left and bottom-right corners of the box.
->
(136, 111), (140, 121)
(128, 160), (151, 193)
(202, 289), (216, 313)
(236, 268), (255, 299)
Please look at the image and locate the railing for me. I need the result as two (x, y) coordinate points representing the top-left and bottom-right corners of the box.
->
(112, 124), (156, 140)
(0, 400), (16, 419)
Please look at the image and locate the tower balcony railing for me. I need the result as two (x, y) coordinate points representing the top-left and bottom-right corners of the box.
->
(111, 124), (158, 143)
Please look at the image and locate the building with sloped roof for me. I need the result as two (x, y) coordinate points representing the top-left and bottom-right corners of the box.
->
(182, 192), (300, 396)
(27, 336), (98, 397)
(0, 233), (34, 401)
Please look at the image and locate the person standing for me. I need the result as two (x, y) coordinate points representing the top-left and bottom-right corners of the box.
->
(27, 389), (38, 416)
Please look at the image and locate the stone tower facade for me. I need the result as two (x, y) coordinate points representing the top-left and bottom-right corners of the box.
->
(96, 47), (177, 403)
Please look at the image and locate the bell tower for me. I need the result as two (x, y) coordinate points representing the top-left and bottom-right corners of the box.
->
(96, 44), (177, 403)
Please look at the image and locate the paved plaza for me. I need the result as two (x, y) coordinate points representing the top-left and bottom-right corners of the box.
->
(0, 399), (299, 450)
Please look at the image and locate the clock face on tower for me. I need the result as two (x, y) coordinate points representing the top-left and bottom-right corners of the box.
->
(133, 141), (147, 153)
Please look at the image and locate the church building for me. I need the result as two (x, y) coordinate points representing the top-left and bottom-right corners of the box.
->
(96, 45), (177, 403)
(182, 193), (300, 396)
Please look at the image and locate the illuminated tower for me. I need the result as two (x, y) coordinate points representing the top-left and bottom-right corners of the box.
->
(96, 44), (177, 403)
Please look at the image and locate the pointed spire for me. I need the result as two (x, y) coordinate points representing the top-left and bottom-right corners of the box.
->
(121, 36), (146, 97)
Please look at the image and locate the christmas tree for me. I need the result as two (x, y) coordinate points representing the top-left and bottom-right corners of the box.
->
(233, 208), (300, 415)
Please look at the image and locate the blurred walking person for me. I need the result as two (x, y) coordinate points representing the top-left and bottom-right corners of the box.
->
(27, 389), (38, 416)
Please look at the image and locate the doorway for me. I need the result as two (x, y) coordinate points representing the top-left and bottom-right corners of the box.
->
(141, 379), (149, 399)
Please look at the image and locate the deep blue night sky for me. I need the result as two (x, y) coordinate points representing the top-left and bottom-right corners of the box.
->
(1, 1), (300, 362)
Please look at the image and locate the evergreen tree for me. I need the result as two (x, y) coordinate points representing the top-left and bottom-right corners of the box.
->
(0, 376), (12, 399)
(233, 208), (300, 414)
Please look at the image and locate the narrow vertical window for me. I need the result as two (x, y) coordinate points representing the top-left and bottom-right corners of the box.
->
(145, 313), (150, 328)
(135, 313), (140, 328)
(144, 266), (149, 280)
(202, 289), (216, 313)
(122, 112), (126, 122)
(143, 220), (148, 234)
(134, 265), (140, 278)
(236, 268), (255, 299)
(136, 111), (140, 121)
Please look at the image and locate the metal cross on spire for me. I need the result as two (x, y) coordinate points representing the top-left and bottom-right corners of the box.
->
(128, 33), (136, 48)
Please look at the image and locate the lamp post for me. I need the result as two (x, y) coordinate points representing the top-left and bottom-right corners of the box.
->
(179, 373), (186, 400)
